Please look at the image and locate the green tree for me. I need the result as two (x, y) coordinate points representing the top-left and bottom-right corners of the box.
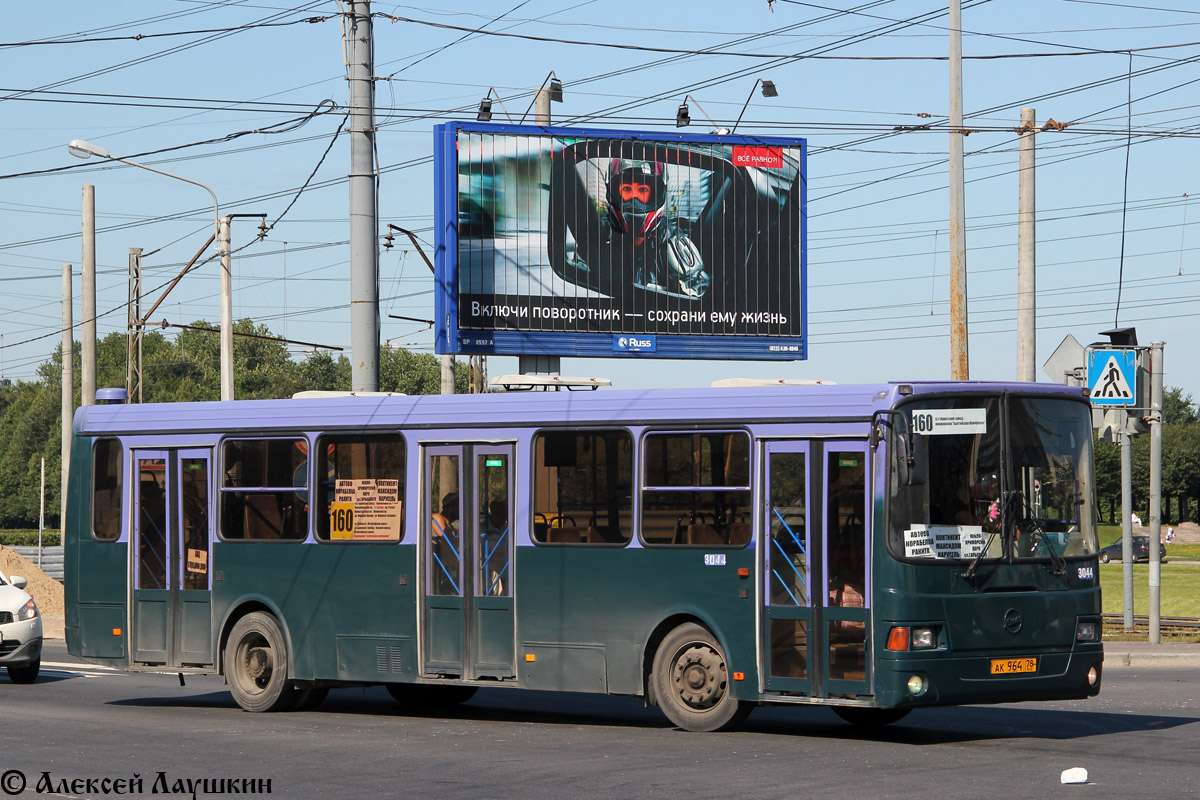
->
(1163, 387), (1199, 425)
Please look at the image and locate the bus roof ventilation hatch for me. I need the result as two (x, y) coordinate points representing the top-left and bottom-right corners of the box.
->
(711, 378), (836, 387)
(291, 391), (407, 399)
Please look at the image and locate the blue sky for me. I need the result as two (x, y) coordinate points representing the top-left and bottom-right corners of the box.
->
(3, 0), (1198, 400)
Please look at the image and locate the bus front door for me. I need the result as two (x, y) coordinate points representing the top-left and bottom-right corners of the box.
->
(762, 440), (870, 698)
(762, 441), (812, 694)
(821, 442), (870, 697)
(422, 444), (515, 680)
(132, 448), (214, 667)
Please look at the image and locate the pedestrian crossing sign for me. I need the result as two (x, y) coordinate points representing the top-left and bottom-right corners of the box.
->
(1087, 348), (1137, 406)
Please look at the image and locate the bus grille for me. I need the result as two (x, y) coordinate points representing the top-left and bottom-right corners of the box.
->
(375, 645), (404, 673)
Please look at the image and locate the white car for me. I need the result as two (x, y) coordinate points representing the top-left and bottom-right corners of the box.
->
(0, 568), (42, 683)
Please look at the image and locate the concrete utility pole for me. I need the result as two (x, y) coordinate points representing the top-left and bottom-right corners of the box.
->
(1148, 341), (1165, 643)
(219, 217), (234, 401)
(81, 185), (97, 406)
(1016, 107), (1037, 382)
(61, 265), (73, 531)
(948, 0), (969, 380)
(346, 0), (380, 392)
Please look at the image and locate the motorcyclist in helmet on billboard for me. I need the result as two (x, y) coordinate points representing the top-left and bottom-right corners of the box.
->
(605, 161), (709, 298)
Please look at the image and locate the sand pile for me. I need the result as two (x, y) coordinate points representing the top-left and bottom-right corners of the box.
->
(0, 545), (64, 616)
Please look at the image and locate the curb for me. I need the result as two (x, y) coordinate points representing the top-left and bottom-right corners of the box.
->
(1105, 652), (1200, 669)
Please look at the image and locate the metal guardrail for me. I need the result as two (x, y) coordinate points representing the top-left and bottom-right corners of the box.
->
(7, 545), (64, 581)
(1103, 613), (1200, 633)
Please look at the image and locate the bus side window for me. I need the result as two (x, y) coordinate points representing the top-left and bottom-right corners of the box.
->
(532, 430), (632, 546)
(92, 438), (123, 541)
(314, 434), (405, 542)
(641, 432), (752, 548)
(219, 438), (308, 541)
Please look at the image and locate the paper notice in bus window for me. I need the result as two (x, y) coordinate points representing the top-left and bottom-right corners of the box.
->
(186, 548), (208, 574)
(911, 408), (987, 436)
(332, 478), (403, 540)
(904, 525), (985, 559)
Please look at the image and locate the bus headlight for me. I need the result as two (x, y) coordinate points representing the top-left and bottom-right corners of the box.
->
(907, 674), (928, 696)
(1076, 621), (1099, 642)
(911, 627), (936, 650)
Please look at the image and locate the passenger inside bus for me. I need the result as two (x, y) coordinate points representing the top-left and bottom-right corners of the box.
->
(432, 492), (459, 538)
(481, 499), (508, 594)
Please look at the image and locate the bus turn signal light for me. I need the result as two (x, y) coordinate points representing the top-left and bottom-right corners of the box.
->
(112, 628), (122, 636)
(886, 627), (910, 651)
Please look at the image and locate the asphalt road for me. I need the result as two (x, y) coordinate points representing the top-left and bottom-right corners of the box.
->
(2, 643), (1197, 800)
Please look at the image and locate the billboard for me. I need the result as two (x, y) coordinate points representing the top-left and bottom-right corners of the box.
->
(434, 122), (806, 359)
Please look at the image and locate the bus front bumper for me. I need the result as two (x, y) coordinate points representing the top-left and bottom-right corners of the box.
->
(873, 645), (1103, 708)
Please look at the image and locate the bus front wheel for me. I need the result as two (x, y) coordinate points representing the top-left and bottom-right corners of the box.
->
(652, 623), (752, 732)
(226, 612), (297, 712)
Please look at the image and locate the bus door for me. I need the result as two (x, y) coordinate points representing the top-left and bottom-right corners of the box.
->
(132, 448), (214, 666)
(421, 444), (515, 680)
(762, 441), (812, 695)
(821, 442), (870, 697)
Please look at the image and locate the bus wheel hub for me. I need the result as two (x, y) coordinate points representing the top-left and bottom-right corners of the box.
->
(246, 647), (272, 682)
(674, 644), (725, 709)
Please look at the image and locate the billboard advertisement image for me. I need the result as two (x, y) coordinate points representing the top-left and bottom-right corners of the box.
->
(434, 122), (806, 359)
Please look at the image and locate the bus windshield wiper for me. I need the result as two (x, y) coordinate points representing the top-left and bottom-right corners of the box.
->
(963, 529), (998, 579)
(1022, 518), (1068, 575)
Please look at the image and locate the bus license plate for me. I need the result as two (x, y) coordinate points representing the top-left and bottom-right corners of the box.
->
(990, 657), (1037, 675)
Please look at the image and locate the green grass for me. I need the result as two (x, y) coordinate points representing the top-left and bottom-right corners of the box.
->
(1100, 563), (1200, 616)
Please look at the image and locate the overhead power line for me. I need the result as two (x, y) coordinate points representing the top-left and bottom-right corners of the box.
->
(0, 16), (330, 47)
(378, 12), (1200, 61)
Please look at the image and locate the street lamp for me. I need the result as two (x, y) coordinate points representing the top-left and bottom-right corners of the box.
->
(68, 138), (234, 401)
(731, 78), (779, 134)
(675, 95), (729, 135)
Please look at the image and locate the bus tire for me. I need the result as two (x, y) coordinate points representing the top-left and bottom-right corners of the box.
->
(652, 622), (751, 732)
(385, 683), (477, 712)
(225, 612), (297, 712)
(832, 706), (911, 728)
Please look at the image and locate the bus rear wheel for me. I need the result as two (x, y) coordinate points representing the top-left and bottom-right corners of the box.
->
(652, 623), (751, 732)
(226, 612), (297, 712)
(386, 683), (478, 713)
(832, 707), (911, 728)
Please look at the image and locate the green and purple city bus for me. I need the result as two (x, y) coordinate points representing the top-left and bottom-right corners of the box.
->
(65, 380), (1102, 730)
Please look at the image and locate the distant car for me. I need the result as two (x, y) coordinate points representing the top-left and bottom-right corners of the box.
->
(1098, 535), (1166, 564)
(0, 568), (42, 683)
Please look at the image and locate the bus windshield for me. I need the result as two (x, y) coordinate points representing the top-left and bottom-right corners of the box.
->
(1008, 396), (1098, 559)
(887, 394), (1098, 563)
